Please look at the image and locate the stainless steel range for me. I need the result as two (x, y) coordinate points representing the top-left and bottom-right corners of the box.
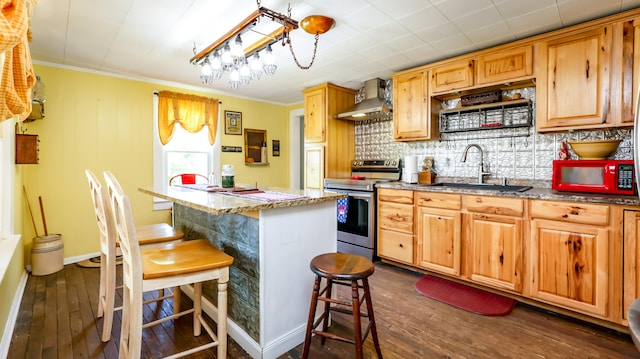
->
(323, 159), (401, 261)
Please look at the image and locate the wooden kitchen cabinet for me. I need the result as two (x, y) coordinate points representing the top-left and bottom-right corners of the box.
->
(536, 26), (614, 131)
(302, 83), (357, 188)
(304, 146), (324, 190)
(391, 69), (438, 141)
(463, 196), (524, 293)
(623, 209), (640, 323)
(377, 189), (414, 265)
(415, 192), (462, 276)
(529, 200), (609, 316)
(431, 58), (474, 93)
(475, 45), (533, 85)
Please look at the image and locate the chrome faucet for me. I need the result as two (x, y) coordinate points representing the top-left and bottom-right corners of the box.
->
(461, 144), (490, 184)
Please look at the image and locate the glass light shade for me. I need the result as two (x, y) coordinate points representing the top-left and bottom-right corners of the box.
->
(221, 43), (233, 72)
(229, 68), (241, 89)
(263, 45), (277, 75)
(240, 60), (251, 84)
(210, 51), (223, 80)
(231, 35), (245, 64)
(249, 53), (263, 80)
(200, 58), (213, 84)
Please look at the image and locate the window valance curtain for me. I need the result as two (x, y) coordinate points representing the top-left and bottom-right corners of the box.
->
(157, 90), (219, 145)
(1, 0), (38, 123)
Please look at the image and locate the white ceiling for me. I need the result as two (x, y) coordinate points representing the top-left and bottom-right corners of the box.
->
(29, 0), (640, 105)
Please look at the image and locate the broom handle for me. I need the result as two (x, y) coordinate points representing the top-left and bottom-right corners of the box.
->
(38, 196), (48, 236)
(22, 186), (39, 237)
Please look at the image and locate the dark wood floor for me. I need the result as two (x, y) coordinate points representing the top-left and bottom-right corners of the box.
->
(8, 261), (640, 358)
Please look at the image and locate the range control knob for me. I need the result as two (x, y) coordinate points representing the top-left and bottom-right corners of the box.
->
(391, 160), (397, 166)
(352, 160), (358, 167)
(358, 160), (364, 166)
(384, 160), (390, 166)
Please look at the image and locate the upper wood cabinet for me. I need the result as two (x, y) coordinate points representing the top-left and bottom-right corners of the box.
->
(431, 59), (474, 93)
(391, 69), (438, 141)
(302, 83), (357, 185)
(476, 45), (533, 85)
(303, 87), (326, 143)
(536, 26), (614, 131)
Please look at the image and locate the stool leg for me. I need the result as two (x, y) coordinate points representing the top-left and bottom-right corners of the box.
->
(302, 276), (322, 359)
(363, 278), (383, 359)
(319, 278), (333, 345)
(217, 278), (228, 359)
(193, 282), (202, 336)
(352, 280), (364, 359)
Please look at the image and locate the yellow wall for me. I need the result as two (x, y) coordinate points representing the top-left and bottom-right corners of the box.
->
(19, 64), (293, 261)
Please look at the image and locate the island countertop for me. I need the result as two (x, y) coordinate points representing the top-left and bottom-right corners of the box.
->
(139, 185), (346, 215)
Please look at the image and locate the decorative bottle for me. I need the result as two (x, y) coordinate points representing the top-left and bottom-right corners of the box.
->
(261, 142), (267, 163)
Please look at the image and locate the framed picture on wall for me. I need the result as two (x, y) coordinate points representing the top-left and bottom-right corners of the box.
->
(224, 110), (242, 135)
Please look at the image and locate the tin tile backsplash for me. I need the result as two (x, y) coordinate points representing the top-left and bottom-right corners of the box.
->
(354, 86), (632, 184)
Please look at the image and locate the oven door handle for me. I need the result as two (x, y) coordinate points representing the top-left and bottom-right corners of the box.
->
(324, 189), (373, 201)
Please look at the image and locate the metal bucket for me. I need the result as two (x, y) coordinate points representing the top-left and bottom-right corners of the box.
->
(31, 234), (64, 276)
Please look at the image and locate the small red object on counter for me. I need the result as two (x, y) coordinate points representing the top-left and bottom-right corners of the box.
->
(351, 176), (366, 180)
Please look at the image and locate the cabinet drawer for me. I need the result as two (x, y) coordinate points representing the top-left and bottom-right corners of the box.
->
(378, 188), (414, 204)
(530, 200), (609, 226)
(378, 228), (413, 264)
(476, 45), (533, 85)
(378, 202), (414, 234)
(415, 192), (461, 210)
(463, 196), (524, 217)
(431, 59), (474, 93)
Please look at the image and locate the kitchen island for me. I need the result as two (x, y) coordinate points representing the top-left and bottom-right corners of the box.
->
(139, 185), (344, 359)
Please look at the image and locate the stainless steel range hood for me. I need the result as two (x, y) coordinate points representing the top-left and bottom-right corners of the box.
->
(337, 78), (392, 121)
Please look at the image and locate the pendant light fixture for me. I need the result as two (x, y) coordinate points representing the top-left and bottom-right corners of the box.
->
(190, 1), (335, 89)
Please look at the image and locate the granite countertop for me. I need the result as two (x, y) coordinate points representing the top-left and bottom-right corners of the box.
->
(377, 181), (640, 206)
(139, 185), (346, 215)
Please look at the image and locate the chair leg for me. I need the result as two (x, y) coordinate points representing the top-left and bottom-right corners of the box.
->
(363, 278), (383, 359)
(98, 253), (106, 319)
(217, 280), (229, 359)
(302, 276), (322, 359)
(101, 252), (116, 342)
(352, 280), (364, 359)
(319, 278), (333, 346)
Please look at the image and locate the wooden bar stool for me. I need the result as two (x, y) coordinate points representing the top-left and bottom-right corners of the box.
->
(105, 171), (234, 359)
(302, 252), (383, 359)
(85, 169), (185, 342)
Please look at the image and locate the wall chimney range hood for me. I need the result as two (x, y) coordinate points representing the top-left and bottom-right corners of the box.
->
(337, 78), (392, 121)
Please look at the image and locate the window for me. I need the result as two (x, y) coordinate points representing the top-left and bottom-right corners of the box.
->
(152, 94), (221, 210)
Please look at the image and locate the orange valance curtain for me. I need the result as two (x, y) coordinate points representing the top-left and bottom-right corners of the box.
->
(0, 0), (38, 122)
(157, 90), (219, 145)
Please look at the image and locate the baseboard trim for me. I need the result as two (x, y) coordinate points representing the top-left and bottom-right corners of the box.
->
(0, 269), (28, 358)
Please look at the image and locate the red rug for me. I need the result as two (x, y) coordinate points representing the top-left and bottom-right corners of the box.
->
(414, 275), (516, 316)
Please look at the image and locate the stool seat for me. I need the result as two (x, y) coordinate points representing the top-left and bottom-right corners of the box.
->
(303, 252), (383, 359)
(310, 252), (374, 280)
(141, 239), (234, 279)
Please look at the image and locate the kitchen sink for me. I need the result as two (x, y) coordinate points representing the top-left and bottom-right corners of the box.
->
(431, 182), (532, 192)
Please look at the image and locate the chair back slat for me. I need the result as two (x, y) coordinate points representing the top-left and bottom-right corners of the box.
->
(85, 170), (116, 255)
(103, 171), (143, 292)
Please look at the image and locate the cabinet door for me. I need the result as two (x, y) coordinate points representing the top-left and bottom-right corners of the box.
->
(530, 219), (608, 316)
(476, 45), (533, 85)
(431, 59), (474, 93)
(466, 214), (523, 292)
(416, 206), (462, 276)
(378, 228), (413, 264)
(304, 88), (326, 143)
(624, 209), (640, 322)
(304, 146), (324, 190)
(536, 26), (612, 131)
(393, 70), (434, 141)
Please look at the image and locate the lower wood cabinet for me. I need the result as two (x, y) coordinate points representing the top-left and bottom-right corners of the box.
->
(623, 209), (640, 323)
(377, 189), (414, 265)
(415, 192), (462, 276)
(529, 200), (610, 317)
(463, 196), (525, 293)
